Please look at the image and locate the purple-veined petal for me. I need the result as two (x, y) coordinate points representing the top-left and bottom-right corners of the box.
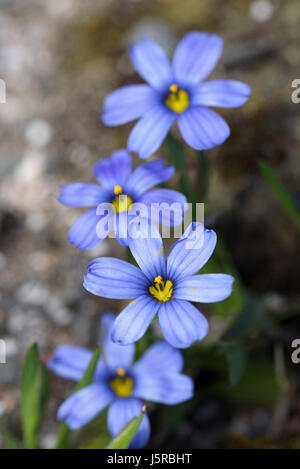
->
(129, 38), (173, 92)
(93, 150), (132, 189)
(174, 273), (234, 303)
(134, 371), (193, 405)
(167, 223), (217, 281)
(133, 341), (183, 375)
(58, 183), (111, 207)
(177, 106), (230, 151)
(138, 188), (187, 226)
(84, 257), (148, 299)
(107, 398), (150, 449)
(57, 383), (113, 430)
(128, 220), (166, 281)
(102, 84), (159, 126)
(125, 159), (174, 198)
(192, 80), (251, 108)
(68, 208), (110, 249)
(47, 345), (93, 382)
(158, 299), (209, 348)
(173, 31), (223, 87)
(101, 313), (135, 371)
(111, 295), (160, 345)
(127, 105), (176, 159)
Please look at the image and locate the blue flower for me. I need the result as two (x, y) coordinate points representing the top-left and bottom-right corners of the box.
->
(102, 31), (251, 159)
(48, 313), (193, 448)
(84, 222), (234, 348)
(59, 149), (186, 249)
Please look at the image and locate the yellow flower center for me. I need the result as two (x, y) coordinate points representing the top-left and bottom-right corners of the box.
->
(112, 194), (133, 213)
(114, 185), (123, 195)
(149, 275), (173, 303)
(165, 84), (189, 114)
(109, 368), (134, 398)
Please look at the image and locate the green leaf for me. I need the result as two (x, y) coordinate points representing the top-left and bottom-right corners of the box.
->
(207, 353), (280, 405)
(80, 431), (111, 449)
(222, 296), (265, 341)
(55, 348), (100, 449)
(225, 345), (246, 386)
(20, 343), (49, 449)
(76, 348), (100, 391)
(106, 408), (145, 449)
(257, 159), (300, 232)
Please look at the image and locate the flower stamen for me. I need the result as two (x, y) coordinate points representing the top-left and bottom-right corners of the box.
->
(117, 367), (126, 377)
(110, 370), (134, 398)
(165, 85), (189, 114)
(112, 194), (133, 213)
(149, 277), (173, 303)
(114, 185), (123, 195)
(169, 83), (179, 93)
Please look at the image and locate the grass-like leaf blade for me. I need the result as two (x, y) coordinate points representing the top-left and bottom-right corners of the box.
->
(258, 159), (300, 232)
(20, 343), (49, 449)
(106, 408), (145, 449)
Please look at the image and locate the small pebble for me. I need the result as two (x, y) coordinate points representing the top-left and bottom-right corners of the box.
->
(25, 119), (53, 147)
(249, 0), (275, 23)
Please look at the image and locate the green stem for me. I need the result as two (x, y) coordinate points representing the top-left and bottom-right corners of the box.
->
(165, 133), (196, 206)
(197, 150), (209, 202)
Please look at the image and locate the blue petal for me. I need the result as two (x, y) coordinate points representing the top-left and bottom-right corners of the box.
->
(111, 295), (160, 345)
(134, 371), (193, 405)
(129, 37), (173, 92)
(107, 398), (150, 449)
(93, 150), (132, 189)
(127, 105), (176, 159)
(101, 313), (135, 371)
(84, 257), (148, 299)
(138, 189), (187, 226)
(158, 299), (209, 348)
(167, 223), (217, 281)
(177, 106), (230, 151)
(47, 345), (92, 381)
(58, 183), (110, 207)
(68, 208), (110, 249)
(173, 31), (223, 87)
(133, 341), (183, 375)
(192, 80), (252, 108)
(58, 383), (113, 430)
(125, 159), (174, 199)
(102, 84), (159, 126)
(174, 274), (234, 303)
(128, 220), (166, 281)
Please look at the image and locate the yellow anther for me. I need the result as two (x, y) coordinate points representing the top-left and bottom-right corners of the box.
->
(158, 250), (163, 255)
(190, 287), (195, 290)
(129, 300), (135, 305)
(149, 278), (173, 303)
(112, 194), (133, 213)
(117, 367), (126, 377)
(114, 185), (123, 195)
(169, 84), (179, 93)
(110, 373), (134, 398)
(154, 275), (163, 284)
(165, 88), (189, 114)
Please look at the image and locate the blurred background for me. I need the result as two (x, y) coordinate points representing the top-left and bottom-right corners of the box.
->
(0, 0), (300, 449)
